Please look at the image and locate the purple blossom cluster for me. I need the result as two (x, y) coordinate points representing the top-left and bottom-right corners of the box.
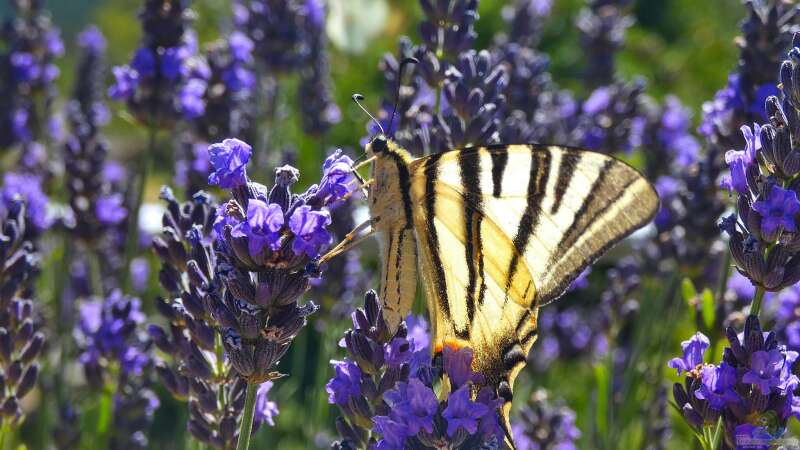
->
(0, 200), (44, 428)
(63, 26), (131, 289)
(180, 30), (256, 136)
(74, 290), (158, 449)
(700, 1), (799, 150)
(0, 0), (63, 152)
(202, 136), (357, 445)
(109, 0), (207, 125)
(235, 0), (341, 136)
(511, 389), (580, 450)
(1, 172), (51, 233)
(671, 317), (800, 448)
(719, 32), (800, 298)
(328, 291), (504, 450)
(151, 187), (279, 448)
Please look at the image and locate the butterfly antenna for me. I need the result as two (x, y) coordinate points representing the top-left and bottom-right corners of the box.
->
(352, 94), (384, 135)
(388, 56), (419, 136)
(352, 152), (367, 165)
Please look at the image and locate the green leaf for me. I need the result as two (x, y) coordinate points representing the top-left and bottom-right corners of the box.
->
(710, 416), (724, 449)
(593, 363), (609, 442)
(682, 278), (697, 302)
(682, 277), (698, 322)
(702, 288), (716, 331)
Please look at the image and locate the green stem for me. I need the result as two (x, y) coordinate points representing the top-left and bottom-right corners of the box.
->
(709, 416), (723, 450)
(751, 287), (766, 318)
(715, 250), (731, 305)
(0, 422), (10, 450)
(123, 126), (157, 289)
(53, 239), (72, 406)
(214, 332), (225, 408)
(236, 382), (258, 450)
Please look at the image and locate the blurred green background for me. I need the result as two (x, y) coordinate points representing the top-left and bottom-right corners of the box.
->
(11, 0), (749, 448)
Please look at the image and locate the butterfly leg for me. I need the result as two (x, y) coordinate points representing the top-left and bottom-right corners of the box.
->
(340, 178), (374, 202)
(317, 218), (376, 265)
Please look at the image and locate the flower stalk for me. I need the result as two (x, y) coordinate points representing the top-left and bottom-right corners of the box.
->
(236, 382), (258, 450)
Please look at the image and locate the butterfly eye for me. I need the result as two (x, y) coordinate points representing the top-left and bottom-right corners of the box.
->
(371, 136), (388, 153)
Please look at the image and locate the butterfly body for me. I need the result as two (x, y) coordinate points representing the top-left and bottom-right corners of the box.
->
(361, 135), (659, 445)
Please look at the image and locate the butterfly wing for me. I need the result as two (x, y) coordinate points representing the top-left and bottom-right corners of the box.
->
(407, 144), (658, 443)
(377, 226), (419, 329)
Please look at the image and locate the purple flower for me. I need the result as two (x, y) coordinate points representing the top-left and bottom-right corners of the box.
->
(304, 0), (326, 29)
(76, 291), (148, 376)
(48, 115), (63, 141)
(668, 332), (710, 375)
(78, 25), (107, 52)
(228, 31), (254, 63)
(741, 124), (762, 161)
(724, 149), (752, 195)
(254, 381), (279, 426)
(161, 47), (189, 81)
(103, 161), (126, 185)
(373, 415), (408, 449)
(443, 345), (479, 388)
(317, 150), (356, 201)
(568, 267), (591, 291)
(442, 385), (488, 437)
(230, 199), (284, 257)
(752, 186), (800, 235)
(475, 387), (504, 440)
(130, 47), (156, 77)
(222, 64), (256, 92)
(385, 379), (438, 435)
(213, 204), (239, 237)
(326, 359), (361, 406)
(1, 172), (50, 231)
(11, 52), (40, 83)
(46, 29), (65, 56)
(288, 205), (331, 258)
(108, 66), (140, 101)
(96, 193), (128, 225)
(743, 350), (786, 395)
(383, 336), (412, 368)
(207, 138), (252, 189)
(130, 257), (149, 293)
(405, 315), (430, 352)
(12, 109), (30, 141)
(42, 64), (59, 83)
(583, 87), (611, 115)
(695, 363), (740, 410)
(728, 271), (756, 302)
(179, 78), (207, 119)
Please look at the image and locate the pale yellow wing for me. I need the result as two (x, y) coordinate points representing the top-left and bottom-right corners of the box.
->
(407, 144), (658, 444)
(377, 226), (418, 330)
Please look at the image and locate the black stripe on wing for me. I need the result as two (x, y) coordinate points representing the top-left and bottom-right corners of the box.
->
(423, 152), (456, 332)
(505, 150), (551, 305)
(458, 149), (486, 332)
(490, 150), (508, 198)
(550, 151), (581, 215)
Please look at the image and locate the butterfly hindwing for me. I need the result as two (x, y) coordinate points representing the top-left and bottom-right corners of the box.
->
(378, 226), (418, 330)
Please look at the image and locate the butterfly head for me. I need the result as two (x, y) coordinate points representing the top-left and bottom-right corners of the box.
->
(367, 134), (389, 155)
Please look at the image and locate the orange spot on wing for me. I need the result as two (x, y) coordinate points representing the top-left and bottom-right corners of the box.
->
(434, 339), (469, 355)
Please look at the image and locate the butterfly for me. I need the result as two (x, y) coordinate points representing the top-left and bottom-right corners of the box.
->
(322, 133), (658, 445)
